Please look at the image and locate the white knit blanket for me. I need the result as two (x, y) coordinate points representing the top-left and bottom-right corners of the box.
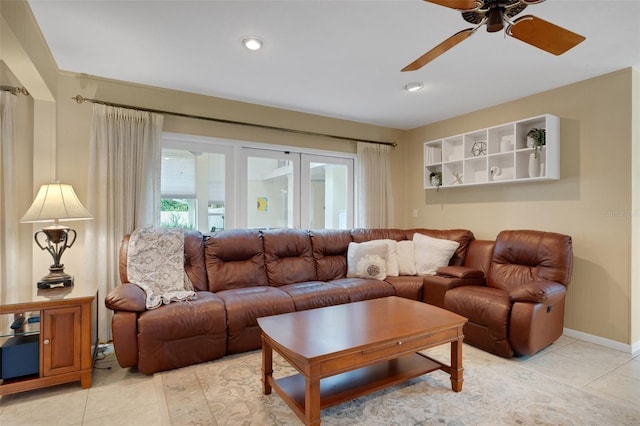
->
(127, 227), (196, 310)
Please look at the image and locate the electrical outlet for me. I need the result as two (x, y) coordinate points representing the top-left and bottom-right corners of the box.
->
(412, 208), (418, 218)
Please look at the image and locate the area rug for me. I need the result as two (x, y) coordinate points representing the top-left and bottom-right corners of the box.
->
(159, 345), (640, 425)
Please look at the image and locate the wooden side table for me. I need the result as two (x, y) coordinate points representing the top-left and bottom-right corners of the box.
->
(0, 283), (98, 396)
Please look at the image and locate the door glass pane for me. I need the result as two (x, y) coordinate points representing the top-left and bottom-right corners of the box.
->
(309, 162), (350, 229)
(161, 148), (226, 233)
(206, 152), (226, 232)
(161, 149), (196, 230)
(247, 156), (294, 228)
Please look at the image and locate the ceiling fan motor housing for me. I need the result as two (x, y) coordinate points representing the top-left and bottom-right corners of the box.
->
(462, 0), (528, 32)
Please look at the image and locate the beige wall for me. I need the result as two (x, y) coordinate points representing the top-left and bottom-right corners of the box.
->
(632, 69), (640, 346)
(2, 0), (637, 348)
(405, 68), (638, 346)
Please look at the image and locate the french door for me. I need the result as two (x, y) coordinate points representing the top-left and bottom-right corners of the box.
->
(239, 148), (354, 229)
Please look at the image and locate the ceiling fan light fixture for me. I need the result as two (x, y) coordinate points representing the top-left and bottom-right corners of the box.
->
(242, 36), (263, 51)
(486, 7), (504, 32)
(404, 82), (424, 92)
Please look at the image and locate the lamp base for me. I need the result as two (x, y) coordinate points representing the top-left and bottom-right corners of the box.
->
(37, 270), (74, 289)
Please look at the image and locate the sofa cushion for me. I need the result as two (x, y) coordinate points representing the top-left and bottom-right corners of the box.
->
(489, 230), (573, 291)
(184, 230), (209, 292)
(346, 240), (388, 280)
(217, 286), (295, 354)
(351, 228), (408, 243)
(328, 277), (395, 302)
(310, 229), (352, 281)
(413, 233), (460, 276)
(444, 286), (513, 357)
(384, 276), (424, 300)
(205, 229), (268, 292)
(119, 230), (209, 292)
(262, 228), (317, 286)
(136, 291), (227, 374)
(279, 281), (350, 311)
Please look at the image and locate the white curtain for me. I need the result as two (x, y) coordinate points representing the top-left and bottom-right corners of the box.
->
(0, 91), (19, 305)
(357, 142), (394, 228)
(85, 104), (164, 341)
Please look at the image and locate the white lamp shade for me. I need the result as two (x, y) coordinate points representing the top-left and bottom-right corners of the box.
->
(21, 183), (92, 223)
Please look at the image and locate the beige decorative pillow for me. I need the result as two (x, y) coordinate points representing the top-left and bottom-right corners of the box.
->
(347, 241), (388, 280)
(396, 240), (417, 275)
(413, 233), (459, 276)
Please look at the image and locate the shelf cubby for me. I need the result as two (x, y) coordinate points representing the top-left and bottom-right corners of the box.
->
(423, 114), (559, 189)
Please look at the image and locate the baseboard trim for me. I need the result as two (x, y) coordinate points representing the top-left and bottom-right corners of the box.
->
(563, 327), (639, 355)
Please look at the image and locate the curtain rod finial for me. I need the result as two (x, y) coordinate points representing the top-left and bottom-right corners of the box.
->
(72, 95), (87, 104)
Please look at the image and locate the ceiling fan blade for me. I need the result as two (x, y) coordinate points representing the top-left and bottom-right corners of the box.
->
(507, 15), (586, 55)
(424, 0), (480, 10)
(402, 28), (475, 72)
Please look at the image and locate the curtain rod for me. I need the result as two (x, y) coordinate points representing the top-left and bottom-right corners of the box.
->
(0, 86), (30, 96)
(72, 95), (397, 147)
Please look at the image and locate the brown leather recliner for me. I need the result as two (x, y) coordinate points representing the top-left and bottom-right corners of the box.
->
(442, 230), (573, 358)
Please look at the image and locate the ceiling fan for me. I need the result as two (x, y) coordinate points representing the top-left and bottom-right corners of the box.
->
(402, 0), (585, 72)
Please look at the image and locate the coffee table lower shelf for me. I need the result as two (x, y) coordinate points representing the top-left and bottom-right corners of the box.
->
(269, 352), (442, 415)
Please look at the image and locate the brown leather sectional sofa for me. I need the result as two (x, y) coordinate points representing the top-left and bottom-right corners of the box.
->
(105, 227), (572, 374)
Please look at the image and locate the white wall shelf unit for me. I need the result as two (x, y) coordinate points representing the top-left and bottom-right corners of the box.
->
(424, 114), (559, 189)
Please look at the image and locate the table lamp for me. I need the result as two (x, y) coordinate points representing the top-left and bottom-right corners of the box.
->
(21, 183), (92, 289)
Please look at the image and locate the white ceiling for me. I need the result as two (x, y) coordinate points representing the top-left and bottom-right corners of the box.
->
(27, 0), (640, 130)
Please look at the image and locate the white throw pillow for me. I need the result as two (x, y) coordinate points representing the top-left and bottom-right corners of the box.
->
(396, 240), (417, 275)
(379, 239), (399, 277)
(413, 233), (460, 276)
(346, 241), (388, 280)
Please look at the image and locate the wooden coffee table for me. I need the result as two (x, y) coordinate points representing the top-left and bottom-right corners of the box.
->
(257, 296), (467, 425)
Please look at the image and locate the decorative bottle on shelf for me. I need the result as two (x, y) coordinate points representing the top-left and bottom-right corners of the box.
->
(528, 152), (541, 178)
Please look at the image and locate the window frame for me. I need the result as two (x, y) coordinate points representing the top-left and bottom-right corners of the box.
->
(162, 132), (356, 231)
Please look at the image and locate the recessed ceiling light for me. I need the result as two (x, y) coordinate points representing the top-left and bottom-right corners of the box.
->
(404, 82), (424, 92)
(242, 36), (263, 51)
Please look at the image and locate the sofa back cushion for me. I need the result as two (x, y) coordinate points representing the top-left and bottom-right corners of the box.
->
(205, 229), (268, 292)
(184, 230), (209, 292)
(407, 229), (475, 267)
(464, 239), (496, 275)
(262, 228), (317, 286)
(488, 230), (573, 291)
(350, 228), (408, 243)
(309, 229), (352, 281)
(119, 230), (209, 292)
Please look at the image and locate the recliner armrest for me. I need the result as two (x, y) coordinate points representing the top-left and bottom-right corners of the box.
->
(423, 274), (486, 308)
(436, 266), (485, 279)
(105, 283), (147, 312)
(509, 281), (566, 305)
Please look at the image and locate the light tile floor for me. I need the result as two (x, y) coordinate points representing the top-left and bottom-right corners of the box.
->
(0, 335), (638, 425)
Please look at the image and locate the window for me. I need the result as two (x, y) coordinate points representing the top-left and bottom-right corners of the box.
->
(161, 134), (232, 233)
(161, 133), (354, 231)
(161, 149), (197, 229)
(302, 154), (354, 230)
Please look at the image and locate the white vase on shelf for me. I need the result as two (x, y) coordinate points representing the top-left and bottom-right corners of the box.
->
(500, 136), (512, 153)
(528, 152), (541, 178)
